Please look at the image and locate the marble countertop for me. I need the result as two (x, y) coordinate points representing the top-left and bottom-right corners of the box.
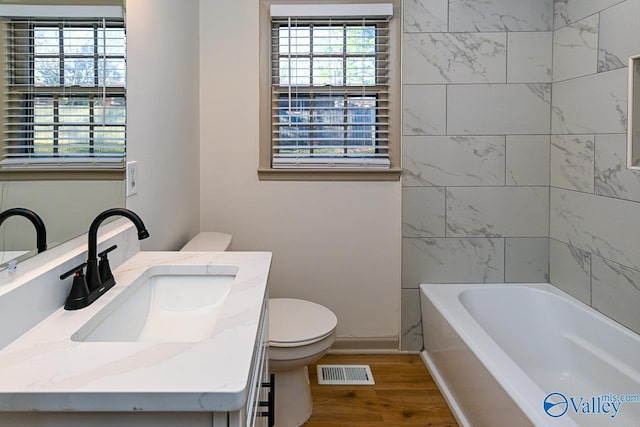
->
(0, 251), (272, 412)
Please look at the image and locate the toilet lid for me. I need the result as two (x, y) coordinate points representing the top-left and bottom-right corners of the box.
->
(180, 232), (232, 251)
(269, 298), (337, 347)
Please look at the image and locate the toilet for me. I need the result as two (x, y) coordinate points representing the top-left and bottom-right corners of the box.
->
(269, 298), (337, 427)
(180, 232), (232, 251)
(181, 232), (338, 427)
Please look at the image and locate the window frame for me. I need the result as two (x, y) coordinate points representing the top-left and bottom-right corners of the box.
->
(0, 17), (126, 181)
(258, 0), (401, 181)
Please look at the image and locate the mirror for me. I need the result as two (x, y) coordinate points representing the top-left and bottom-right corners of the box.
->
(0, 0), (126, 268)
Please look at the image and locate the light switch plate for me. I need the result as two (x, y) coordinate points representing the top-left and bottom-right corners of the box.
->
(126, 161), (138, 197)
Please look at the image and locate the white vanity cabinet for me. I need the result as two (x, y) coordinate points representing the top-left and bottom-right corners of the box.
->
(0, 308), (271, 427)
(217, 303), (272, 427)
(0, 251), (274, 427)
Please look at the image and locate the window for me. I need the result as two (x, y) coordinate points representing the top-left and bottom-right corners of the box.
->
(259, 1), (401, 180)
(1, 16), (126, 171)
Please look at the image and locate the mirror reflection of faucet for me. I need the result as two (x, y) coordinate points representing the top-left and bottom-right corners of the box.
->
(60, 208), (150, 310)
(0, 208), (47, 254)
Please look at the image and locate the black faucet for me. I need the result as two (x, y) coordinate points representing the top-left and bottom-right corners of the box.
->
(61, 208), (149, 310)
(0, 208), (47, 253)
(85, 208), (149, 292)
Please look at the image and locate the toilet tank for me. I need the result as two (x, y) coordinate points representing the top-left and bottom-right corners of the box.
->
(180, 232), (232, 251)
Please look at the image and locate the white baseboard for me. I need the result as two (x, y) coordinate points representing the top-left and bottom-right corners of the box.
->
(329, 337), (399, 353)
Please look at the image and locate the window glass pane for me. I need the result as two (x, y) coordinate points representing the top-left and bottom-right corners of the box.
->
(59, 98), (90, 124)
(347, 97), (376, 153)
(34, 28), (59, 55)
(33, 98), (54, 154)
(313, 27), (343, 54)
(279, 58), (310, 86)
(312, 96), (344, 153)
(95, 97), (126, 125)
(278, 96), (310, 152)
(313, 58), (343, 86)
(98, 58), (125, 86)
(270, 18), (388, 167)
(7, 20), (127, 164)
(34, 126), (54, 154)
(64, 58), (95, 86)
(279, 27), (310, 54)
(97, 28), (125, 56)
(312, 96), (343, 125)
(34, 58), (60, 86)
(94, 126), (125, 154)
(58, 126), (89, 154)
(346, 26), (376, 54)
(34, 97), (54, 124)
(346, 57), (376, 86)
(63, 28), (94, 55)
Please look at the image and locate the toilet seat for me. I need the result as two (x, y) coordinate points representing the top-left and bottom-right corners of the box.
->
(269, 298), (337, 348)
(268, 298), (338, 427)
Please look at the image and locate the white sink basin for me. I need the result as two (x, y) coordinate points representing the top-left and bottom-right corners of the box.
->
(72, 264), (237, 343)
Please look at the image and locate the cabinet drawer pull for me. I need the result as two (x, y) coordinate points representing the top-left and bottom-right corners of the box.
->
(258, 373), (275, 427)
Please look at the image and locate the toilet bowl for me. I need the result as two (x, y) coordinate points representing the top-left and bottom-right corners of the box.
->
(180, 234), (337, 426)
(269, 298), (337, 427)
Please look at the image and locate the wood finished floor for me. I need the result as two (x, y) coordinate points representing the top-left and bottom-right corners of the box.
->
(304, 354), (459, 427)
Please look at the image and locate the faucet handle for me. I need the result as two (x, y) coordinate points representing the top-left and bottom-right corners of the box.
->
(60, 262), (88, 280)
(98, 244), (117, 258)
(98, 245), (117, 287)
(61, 262), (90, 310)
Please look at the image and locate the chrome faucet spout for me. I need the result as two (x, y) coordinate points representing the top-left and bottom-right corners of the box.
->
(0, 208), (47, 253)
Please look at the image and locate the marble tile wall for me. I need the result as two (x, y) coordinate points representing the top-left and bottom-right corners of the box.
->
(402, 0), (640, 350)
(550, 0), (640, 335)
(401, 0), (553, 350)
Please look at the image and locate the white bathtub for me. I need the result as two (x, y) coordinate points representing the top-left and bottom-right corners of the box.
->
(420, 283), (640, 427)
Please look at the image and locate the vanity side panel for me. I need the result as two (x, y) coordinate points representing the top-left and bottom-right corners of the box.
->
(214, 412), (230, 427)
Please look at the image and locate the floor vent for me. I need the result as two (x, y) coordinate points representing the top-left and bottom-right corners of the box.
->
(316, 365), (375, 385)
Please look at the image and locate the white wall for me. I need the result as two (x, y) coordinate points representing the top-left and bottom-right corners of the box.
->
(125, 0), (200, 250)
(198, 0), (401, 342)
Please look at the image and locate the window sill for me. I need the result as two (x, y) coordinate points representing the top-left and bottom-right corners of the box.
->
(257, 168), (402, 181)
(0, 168), (125, 181)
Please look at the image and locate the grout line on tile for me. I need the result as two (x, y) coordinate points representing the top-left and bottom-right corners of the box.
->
(444, 84), (448, 135)
(553, 2), (625, 32)
(550, 184), (640, 205)
(446, 0), (450, 32)
(505, 31), (509, 84)
(444, 187), (448, 237)
(503, 135), (507, 186)
(503, 238), (507, 283)
(593, 133), (597, 194)
(589, 252), (593, 306)
(596, 11), (601, 73)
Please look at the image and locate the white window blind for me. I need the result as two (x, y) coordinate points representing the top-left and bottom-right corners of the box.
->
(270, 4), (392, 169)
(1, 15), (126, 170)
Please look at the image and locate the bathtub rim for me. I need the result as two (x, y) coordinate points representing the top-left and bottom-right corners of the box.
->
(418, 282), (620, 427)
